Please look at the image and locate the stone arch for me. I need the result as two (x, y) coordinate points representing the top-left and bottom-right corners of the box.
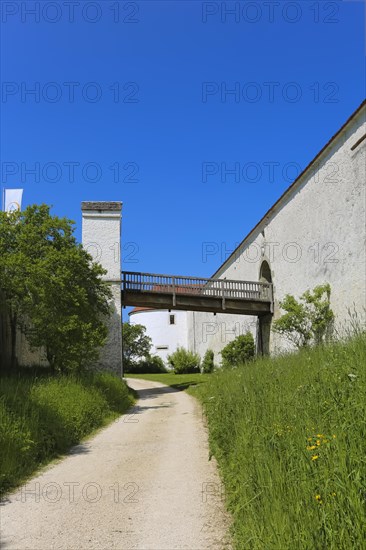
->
(259, 260), (272, 284)
(257, 259), (273, 355)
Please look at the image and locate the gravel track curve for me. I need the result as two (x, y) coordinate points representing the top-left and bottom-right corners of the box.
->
(1, 377), (232, 550)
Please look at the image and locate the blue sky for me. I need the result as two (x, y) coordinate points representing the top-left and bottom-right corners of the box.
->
(1, 1), (365, 288)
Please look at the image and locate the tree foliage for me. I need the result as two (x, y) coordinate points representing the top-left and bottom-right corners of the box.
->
(126, 354), (167, 374)
(272, 283), (334, 348)
(167, 347), (201, 374)
(122, 322), (152, 372)
(220, 332), (255, 368)
(0, 205), (112, 372)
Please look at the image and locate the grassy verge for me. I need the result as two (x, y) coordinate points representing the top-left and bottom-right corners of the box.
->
(190, 334), (366, 549)
(126, 372), (210, 391)
(0, 369), (135, 495)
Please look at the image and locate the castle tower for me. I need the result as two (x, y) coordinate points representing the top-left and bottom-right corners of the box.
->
(81, 201), (123, 374)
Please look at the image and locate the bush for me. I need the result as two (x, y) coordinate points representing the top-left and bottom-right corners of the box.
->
(125, 355), (167, 374)
(272, 283), (334, 348)
(220, 332), (255, 368)
(201, 349), (215, 373)
(167, 347), (201, 374)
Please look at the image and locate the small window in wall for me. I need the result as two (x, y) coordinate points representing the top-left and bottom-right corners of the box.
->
(156, 345), (168, 350)
(169, 314), (175, 325)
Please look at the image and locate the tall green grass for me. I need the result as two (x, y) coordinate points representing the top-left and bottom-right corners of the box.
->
(191, 334), (366, 549)
(0, 370), (135, 494)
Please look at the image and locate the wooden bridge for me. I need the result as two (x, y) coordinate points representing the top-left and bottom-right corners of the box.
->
(121, 271), (273, 315)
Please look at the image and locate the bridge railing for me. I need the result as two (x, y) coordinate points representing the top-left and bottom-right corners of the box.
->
(121, 271), (273, 303)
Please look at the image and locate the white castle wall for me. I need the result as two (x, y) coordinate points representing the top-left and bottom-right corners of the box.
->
(190, 104), (366, 359)
(187, 310), (258, 366)
(129, 309), (189, 365)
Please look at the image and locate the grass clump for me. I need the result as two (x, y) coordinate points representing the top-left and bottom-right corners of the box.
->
(0, 370), (134, 494)
(191, 334), (366, 549)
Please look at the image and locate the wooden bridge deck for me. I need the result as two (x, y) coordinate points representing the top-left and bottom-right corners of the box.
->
(121, 271), (273, 316)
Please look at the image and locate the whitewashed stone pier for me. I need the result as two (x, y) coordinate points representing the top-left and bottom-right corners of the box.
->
(81, 201), (123, 374)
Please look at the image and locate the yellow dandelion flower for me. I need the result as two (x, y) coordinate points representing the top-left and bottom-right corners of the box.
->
(307, 445), (317, 450)
(317, 434), (324, 438)
(333, 435), (336, 438)
(311, 455), (319, 461)
(316, 440), (321, 446)
(307, 437), (313, 442)
(315, 494), (321, 500)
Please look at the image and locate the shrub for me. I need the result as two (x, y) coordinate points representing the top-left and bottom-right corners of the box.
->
(167, 347), (201, 374)
(201, 349), (215, 373)
(125, 355), (167, 374)
(272, 283), (334, 347)
(220, 332), (255, 368)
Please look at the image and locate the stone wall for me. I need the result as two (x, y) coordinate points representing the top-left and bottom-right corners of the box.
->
(0, 291), (49, 369)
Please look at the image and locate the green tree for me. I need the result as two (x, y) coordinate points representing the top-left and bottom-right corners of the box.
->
(122, 323), (152, 372)
(272, 283), (334, 348)
(220, 332), (255, 368)
(0, 205), (112, 372)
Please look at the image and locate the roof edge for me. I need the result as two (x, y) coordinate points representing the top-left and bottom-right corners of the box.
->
(81, 201), (122, 211)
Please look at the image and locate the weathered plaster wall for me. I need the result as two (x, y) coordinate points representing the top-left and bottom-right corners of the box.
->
(0, 291), (49, 369)
(15, 328), (49, 367)
(191, 106), (366, 359)
(82, 202), (123, 373)
(187, 309), (257, 365)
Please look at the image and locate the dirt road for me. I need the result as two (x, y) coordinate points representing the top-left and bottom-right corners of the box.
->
(1, 378), (232, 549)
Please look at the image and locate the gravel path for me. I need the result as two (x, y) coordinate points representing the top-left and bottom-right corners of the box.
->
(1, 378), (232, 549)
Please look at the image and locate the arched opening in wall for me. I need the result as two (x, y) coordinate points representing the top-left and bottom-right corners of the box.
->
(257, 260), (273, 355)
(259, 260), (272, 284)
